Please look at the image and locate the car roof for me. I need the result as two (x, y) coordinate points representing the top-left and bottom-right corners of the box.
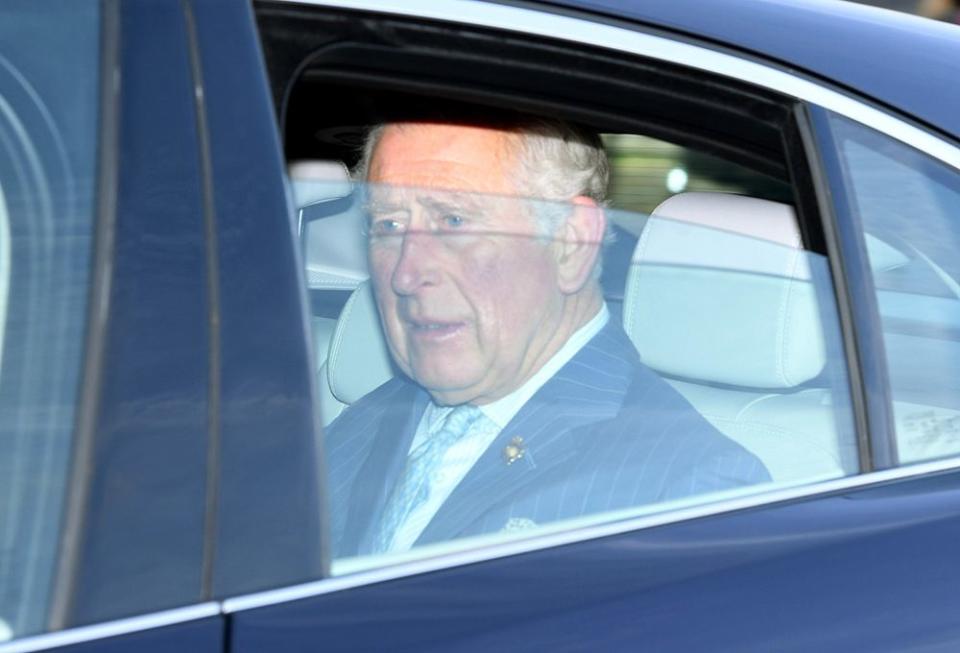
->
(535, 0), (960, 140)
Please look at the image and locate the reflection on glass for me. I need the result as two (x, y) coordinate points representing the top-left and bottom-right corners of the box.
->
(827, 113), (960, 464)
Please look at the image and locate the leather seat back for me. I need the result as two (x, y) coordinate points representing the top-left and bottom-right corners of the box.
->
(322, 281), (394, 424)
(624, 192), (857, 482)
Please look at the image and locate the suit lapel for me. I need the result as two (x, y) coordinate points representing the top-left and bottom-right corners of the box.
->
(339, 380), (429, 556)
(416, 405), (590, 545)
(416, 321), (638, 545)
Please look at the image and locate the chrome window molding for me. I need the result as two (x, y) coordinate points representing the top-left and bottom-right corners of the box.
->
(0, 603), (220, 653)
(272, 0), (960, 171)
(223, 454), (960, 613)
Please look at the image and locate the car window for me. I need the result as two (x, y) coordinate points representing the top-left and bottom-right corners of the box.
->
(603, 134), (793, 215)
(296, 168), (858, 572)
(0, 0), (100, 641)
(820, 112), (960, 465)
(258, 4), (859, 581)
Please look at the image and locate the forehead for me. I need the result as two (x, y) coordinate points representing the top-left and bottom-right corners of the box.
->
(367, 122), (520, 195)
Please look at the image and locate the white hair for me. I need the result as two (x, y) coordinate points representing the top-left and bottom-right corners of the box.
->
(355, 118), (609, 232)
(355, 118), (611, 276)
(509, 118), (609, 204)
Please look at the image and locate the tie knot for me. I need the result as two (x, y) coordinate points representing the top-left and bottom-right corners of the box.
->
(442, 404), (483, 434)
(415, 404), (485, 458)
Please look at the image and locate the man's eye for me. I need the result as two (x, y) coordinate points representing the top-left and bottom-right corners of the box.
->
(369, 218), (404, 236)
(442, 214), (466, 228)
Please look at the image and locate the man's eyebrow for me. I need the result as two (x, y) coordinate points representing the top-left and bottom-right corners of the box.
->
(363, 199), (407, 214)
(416, 194), (482, 213)
(364, 191), (490, 215)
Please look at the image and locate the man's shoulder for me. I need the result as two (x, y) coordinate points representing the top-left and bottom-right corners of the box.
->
(593, 369), (773, 488)
(560, 317), (693, 413)
(567, 323), (772, 488)
(545, 315), (643, 392)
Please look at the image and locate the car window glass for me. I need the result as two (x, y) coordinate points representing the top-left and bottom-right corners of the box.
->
(0, 0), (100, 641)
(257, 0), (857, 582)
(603, 134), (793, 215)
(297, 164), (858, 572)
(822, 113), (960, 465)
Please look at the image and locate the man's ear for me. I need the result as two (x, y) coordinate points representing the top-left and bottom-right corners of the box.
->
(556, 195), (605, 294)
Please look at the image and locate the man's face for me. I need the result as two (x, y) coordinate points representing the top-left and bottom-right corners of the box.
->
(366, 123), (572, 406)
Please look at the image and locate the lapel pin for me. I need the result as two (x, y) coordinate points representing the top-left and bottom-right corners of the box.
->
(502, 436), (526, 465)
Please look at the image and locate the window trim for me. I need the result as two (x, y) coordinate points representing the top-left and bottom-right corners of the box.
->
(0, 604), (220, 653)
(45, 0), (121, 633)
(801, 104), (899, 472)
(180, 0), (223, 604)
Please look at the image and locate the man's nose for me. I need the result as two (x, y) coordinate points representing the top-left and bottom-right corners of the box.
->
(390, 229), (440, 295)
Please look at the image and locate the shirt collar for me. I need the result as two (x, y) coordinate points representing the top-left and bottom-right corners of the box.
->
(480, 303), (609, 429)
(417, 303), (610, 443)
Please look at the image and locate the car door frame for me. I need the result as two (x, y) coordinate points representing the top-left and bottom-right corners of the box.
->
(222, 1), (960, 651)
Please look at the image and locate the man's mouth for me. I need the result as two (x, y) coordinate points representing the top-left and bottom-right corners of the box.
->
(406, 319), (466, 341)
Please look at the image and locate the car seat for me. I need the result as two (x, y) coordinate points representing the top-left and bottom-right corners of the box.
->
(624, 192), (858, 482)
(288, 161), (375, 423)
(312, 180), (859, 482)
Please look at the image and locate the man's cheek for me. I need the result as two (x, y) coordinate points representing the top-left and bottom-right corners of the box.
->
(369, 271), (388, 293)
(462, 247), (514, 292)
(369, 249), (397, 281)
(385, 319), (414, 378)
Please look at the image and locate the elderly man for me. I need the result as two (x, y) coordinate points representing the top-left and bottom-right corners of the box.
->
(325, 117), (769, 557)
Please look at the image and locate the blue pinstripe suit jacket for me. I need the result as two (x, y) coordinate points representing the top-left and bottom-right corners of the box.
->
(324, 320), (770, 557)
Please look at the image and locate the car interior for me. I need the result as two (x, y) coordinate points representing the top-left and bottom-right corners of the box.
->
(253, 2), (865, 489)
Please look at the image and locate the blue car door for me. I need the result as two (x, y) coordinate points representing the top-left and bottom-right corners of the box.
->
(217, 2), (960, 651)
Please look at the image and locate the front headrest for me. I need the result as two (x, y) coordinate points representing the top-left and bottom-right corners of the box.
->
(288, 160), (352, 204)
(624, 192), (826, 389)
(327, 281), (394, 403)
(288, 160), (369, 290)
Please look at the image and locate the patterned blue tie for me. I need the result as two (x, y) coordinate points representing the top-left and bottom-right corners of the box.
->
(374, 405), (485, 553)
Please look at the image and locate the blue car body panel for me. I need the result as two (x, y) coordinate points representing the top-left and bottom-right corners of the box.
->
(47, 617), (223, 653)
(189, 0), (328, 598)
(538, 0), (960, 139)
(58, 0), (325, 632)
(231, 469), (960, 652)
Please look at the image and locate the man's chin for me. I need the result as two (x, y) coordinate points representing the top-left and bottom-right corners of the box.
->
(414, 372), (484, 407)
